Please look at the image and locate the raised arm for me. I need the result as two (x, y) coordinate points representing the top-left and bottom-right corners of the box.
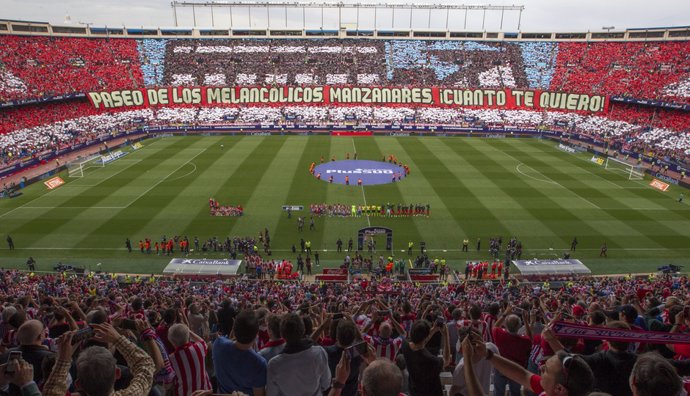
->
(461, 336), (487, 396)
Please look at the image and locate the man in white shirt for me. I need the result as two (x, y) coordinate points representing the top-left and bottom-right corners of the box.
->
(450, 339), (499, 396)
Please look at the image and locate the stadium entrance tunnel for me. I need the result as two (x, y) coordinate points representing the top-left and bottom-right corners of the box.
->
(358, 227), (393, 251)
(313, 160), (406, 185)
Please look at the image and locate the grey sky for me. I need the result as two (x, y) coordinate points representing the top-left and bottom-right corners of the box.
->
(3, 0), (690, 32)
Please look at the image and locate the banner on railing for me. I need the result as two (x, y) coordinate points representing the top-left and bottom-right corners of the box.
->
(87, 86), (609, 113)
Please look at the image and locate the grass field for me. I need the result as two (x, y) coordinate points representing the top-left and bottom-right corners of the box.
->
(1, 135), (689, 275)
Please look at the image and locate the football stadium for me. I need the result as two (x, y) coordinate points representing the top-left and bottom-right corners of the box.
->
(1, 1), (690, 395)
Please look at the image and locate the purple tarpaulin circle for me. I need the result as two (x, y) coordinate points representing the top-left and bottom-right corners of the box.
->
(313, 160), (406, 186)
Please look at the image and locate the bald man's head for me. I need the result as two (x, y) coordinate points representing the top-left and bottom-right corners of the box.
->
(17, 320), (44, 346)
(362, 359), (403, 396)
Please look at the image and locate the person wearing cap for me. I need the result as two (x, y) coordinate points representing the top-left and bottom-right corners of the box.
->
(571, 305), (587, 324)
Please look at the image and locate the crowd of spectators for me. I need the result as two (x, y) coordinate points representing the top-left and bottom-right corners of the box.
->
(0, 36), (143, 102)
(551, 41), (690, 104)
(2, 36), (690, 169)
(3, 37), (688, 104)
(0, 266), (689, 396)
(3, 102), (689, 171)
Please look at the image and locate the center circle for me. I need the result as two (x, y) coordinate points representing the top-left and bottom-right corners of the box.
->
(313, 160), (407, 186)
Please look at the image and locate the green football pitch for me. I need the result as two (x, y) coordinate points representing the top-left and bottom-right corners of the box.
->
(1, 135), (689, 275)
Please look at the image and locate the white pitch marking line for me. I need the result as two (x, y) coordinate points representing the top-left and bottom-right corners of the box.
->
(352, 138), (371, 227)
(21, 206), (125, 210)
(514, 159), (600, 209)
(168, 162), (197, 182)
(548, 141), (666, 193)
(0, 159), (146, 219)
(69, 158), (144, 187)
(515, 163), (559, 185)
(123, 147), (209, 208)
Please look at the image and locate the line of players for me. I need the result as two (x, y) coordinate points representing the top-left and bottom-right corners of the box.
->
(124, 235), (261, 257)
(309, 203), (431, 217)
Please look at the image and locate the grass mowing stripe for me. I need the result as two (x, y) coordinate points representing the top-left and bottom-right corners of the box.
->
(228, 136), (309, 242)
(2, 138), (186, 247)
(536, 140), (690, 221)
(214, 137), (287, 239)
(375, 137), (466, 252)
(440, 138), (569, 249)
(0, 138), (166, 217)
(357, 137), (424, 254)
(321, 137), (370, 252)
(399, 137), (512, 240)
(35, 138), (219, 249)
(274, 136), (331, 252)
(485, 139), (638, 250)
(497, 139), (683, 250)
(516, 139), (690, 232)
(179, 136), (269, 241)
(124, 136), (251, 242)
(524, 141), (690, 251)
(0, 139), (170, 219)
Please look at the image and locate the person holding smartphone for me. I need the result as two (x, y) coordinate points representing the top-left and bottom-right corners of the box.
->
(0, 320), (55, 391)
(324, 320), (365, 396)
(0, 358), (40, 396)
(399, 319), (451, 396)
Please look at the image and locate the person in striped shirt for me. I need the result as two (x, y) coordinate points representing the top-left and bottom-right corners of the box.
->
(168, 323), (212, 396)
(363, 320), (406, 362)
(456, 304), (490, 344)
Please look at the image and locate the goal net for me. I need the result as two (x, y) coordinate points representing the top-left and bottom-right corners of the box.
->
(67, 154), (104, 178)
(604, 157), (645, 180)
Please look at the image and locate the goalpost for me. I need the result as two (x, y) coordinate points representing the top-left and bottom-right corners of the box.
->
(66, 154), (104, 178)
(604, 157), (645, 180)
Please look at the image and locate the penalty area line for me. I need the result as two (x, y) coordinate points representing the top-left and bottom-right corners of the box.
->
(122, 148), (208, 208)
(168, 162), (197, 182)
(515, 162), (600, 210)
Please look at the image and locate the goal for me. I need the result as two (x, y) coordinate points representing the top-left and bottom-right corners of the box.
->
(67, 154), (104, 178)
(604, 157), (645, 180)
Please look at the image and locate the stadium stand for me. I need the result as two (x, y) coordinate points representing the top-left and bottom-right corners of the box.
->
(1, 36), (690, 173)
(0, 36), (143, 102)
(0, 268), (688, 395)
(2, 27), (690, 396)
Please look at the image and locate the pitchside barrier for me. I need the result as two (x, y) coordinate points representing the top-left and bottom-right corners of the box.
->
(408, 268), (440, 283)
(314, 268), (349, 282)
(162, 258), (242, 277)
(512, 259), (592, 277)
